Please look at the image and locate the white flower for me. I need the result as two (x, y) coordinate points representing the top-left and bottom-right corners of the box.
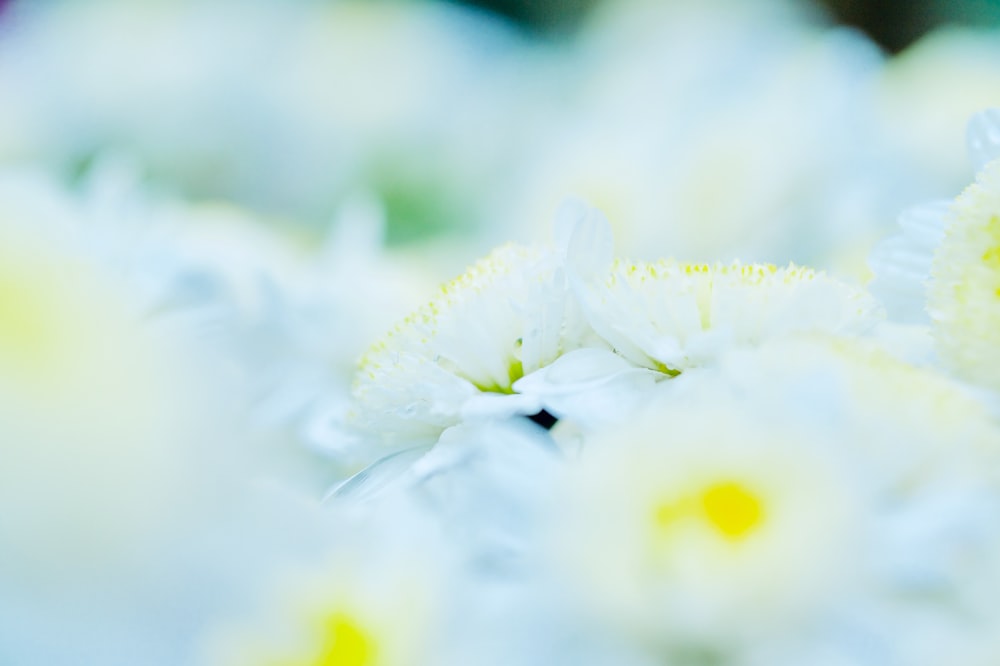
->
(539, 336), (1000, 662)
(333, 204), (881, 491)
(575, 258), (880, 373)
(542, 391), (866, 658)
(0, 169), (309, 666)
(331, 203), (617, 472)
(927, 110), (1000, 391)
(200, 499), (456, 666)
(874, 109), (1000, 391)
(502, 1), (895, 274)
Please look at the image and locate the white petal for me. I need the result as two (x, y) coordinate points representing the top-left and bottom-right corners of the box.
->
(898, 201), (950, 246)
(967, 108), (1000, 173)
(553, 197), (614, 280)
(515, 348), (662, 428)
(515, 346), (636, 389)
(324, 445), (431, 503)
(460, 391), (543, 420)
(868, 201), (949, 324)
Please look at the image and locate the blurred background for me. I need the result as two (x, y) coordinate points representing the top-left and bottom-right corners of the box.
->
(461, 0), (1000, 51)
(1, 0), (999, 279)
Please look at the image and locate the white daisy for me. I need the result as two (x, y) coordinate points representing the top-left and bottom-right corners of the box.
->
(334, 204), (880, 490)
(0, 170), (309, 666)
(873, 108), (1000, 390)
(540, 336), (1000, 663)
(573, 258), (880, 374)
(927, 110), (1000, 390)
(200, 499), (456, 666)
(331, 203), (620, 475)
(542, 390), (867, 659)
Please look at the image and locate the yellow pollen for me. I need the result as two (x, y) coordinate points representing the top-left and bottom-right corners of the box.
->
(700, 482), (764, 540)
(316, 614), (375, 666)
(982, 245), (1000, 267)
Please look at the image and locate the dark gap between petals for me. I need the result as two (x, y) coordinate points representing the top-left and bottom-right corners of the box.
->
(526, 409), (558, 430)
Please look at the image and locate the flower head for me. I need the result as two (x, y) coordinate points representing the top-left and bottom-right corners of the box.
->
(203, 501), (454, 666)
(541, 336), (1000, 661)
(929, 128), (1000, 390)
(333, 204), (612, 474)
(576, 258), (880, 373)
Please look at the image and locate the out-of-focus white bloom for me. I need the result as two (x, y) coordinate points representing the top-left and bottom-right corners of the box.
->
(576, 259), (880, 373)
(201, 499), (455, 666)
(540, 336), (1000, 663)
(0, 170), (293, 666)
(0, 166), (439, 492)
(0, 188), (207, 572)
(0, 169), (405, 666)
(543, 399), (865, 658)
(0, 0), (527, 241)
(503, 0), (898, 274)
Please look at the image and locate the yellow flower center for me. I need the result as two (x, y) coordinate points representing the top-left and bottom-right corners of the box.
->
(654, 480), (765, 542)
(700, 482), (764, 540)
(316, 614), (375, 666)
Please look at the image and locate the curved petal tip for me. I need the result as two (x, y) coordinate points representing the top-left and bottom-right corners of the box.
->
(967, 108), (1000, 173)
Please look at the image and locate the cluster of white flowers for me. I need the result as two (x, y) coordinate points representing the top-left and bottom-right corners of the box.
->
(2, 0), (1000, 664)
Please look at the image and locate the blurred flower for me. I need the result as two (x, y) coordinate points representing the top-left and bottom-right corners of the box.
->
(0, 164), (440, 492)
(0, 168), (267, 665)
(540, 336), (1000, 663)
(502, 0), (902, 276)
(0, 0), (528, 246)
(201, 498), (455, 666)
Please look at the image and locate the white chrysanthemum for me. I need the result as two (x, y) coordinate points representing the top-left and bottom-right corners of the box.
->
(335, 206), (880, 484)
(201, 501), (454, 666)
(0, 167), (442, 494)
(576, 259), (880, 373)
(929, 129), (1000, 391)
(541, 336), (1000, 662)
(0, 174), (309, 666)
(348, 244), (592, 443)
(544, 398), (866, 657)
(333, 205), (622, 472)
(869, 109), (1000, 329)
(0, 199), (199, 569)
